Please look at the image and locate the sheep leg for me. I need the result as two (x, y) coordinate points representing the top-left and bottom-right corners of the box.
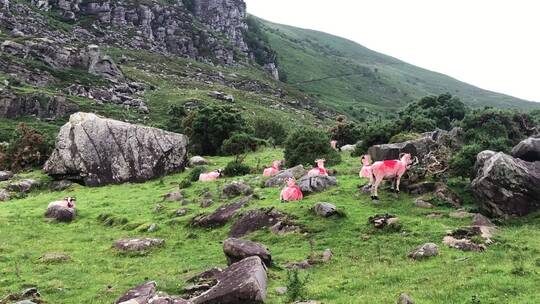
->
(395, 175), (402, 194)
(371, 176), (383, 201)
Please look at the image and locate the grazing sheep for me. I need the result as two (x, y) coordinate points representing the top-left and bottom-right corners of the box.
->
(199, 169), (223, 182)
(263, 160), (282, 177)
(308, 159), (329, 177)
(280, 177), (303, 202)
(47, 197), (76, 209)
(370, 153), (417, 201)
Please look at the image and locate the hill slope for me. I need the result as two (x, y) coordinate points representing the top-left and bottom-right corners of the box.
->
(259, 18), (540, 116)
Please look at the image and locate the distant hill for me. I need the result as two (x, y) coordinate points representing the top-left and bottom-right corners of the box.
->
(258, 18), (540, 117)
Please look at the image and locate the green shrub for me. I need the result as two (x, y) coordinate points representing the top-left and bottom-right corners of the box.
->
(286, 269), (310, 302)
(223, 161), (251, 177)
(252, 118), (287, 146)
(222, 132), (259, 157)
(389, 132), (422, 143)
(284, 128), (341, 167)
(329, 115), (362, 147)
(189, 166), (207, 182)
(165, 104), (186, 133)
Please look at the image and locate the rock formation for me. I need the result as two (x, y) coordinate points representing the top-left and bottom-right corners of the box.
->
(44, 112), (188, 186)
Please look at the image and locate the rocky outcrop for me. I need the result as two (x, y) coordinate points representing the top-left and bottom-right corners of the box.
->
(192, 256), (267, 304)
(511, 136), (540, 162)
(229, 208), (290, 237)
(193, 196), (251, 228)
(264, 165), (305, 188)
(471, 151), (540, 217)
(223, 238), (272, 266)
(298, 175), (337, 194)
(44, 112), (188, 186)
(368, 136), (437, 161)
(0, 90), (78, 119)
(115, 281), (190, 304)
(114, 238), (165, 252)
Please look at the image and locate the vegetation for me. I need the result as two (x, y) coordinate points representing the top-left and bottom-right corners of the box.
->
(244, 16), (278, 67)
(221, 132), (259, 157)
(0, 123), (52, 171)
(1, 149), (539, 304)
(328, 115), (361, 147)
(252, 117), (288, 146)
(284, 128), (341, 167)
(223, 160), (251, 177)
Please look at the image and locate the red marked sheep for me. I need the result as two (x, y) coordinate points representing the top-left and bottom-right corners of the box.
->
(263, 160), (282, 177)
(280, 177), (303, 202)
(199, 169), (223, 182)
(370, 153), (417, 201)
(359, 154), (373, 185)
(308, 159), (329, 177)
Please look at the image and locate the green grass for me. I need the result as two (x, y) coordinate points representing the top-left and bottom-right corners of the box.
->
(0, 149), (538, 303)
(258, 17), (540, 115)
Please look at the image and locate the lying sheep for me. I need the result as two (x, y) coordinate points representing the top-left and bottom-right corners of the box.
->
(263, 160), (282, 177)
(199, 169), (223, 182)
(47, 197), (76, 209)
(280, 177), (303, 202)
(308, 159), (329, 177)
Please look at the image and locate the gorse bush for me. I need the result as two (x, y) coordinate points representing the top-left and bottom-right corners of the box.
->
(223, 161), (251, 177)
(284, 128), (341, 167)
(1, 123), (51, 171)
(252, 118), (287, 146)
(221, 132), (259, 157)
(329, 115), (362, 148)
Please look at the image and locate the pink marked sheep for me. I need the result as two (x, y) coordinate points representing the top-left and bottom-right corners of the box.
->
(280, 177), (303, 202)
(370, 153), (417, 201)
(359, 154), (373, 185)
(330, 140), (338, 151)
(199, 169), (223, 182)
(263, 160), (282, 177)
(48, 197), (76, 209)
(308, 159), (329, 177)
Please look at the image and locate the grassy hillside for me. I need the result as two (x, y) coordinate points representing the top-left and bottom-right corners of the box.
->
(259, 18), (540, 117)
(1, 149), (539, 303)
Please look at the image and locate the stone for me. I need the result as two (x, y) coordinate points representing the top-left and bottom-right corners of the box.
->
(200, 199), (214, 208)
(407, 182), (437, 195)
(207, 91), (234, 102)
(223, 238), (272, 266)
(229, 208), (289, 237)
(397, 293), (415, 304)
(190, 156), (209, 166)
(49, 180), (73, 191)
(426, 212), (443, 219)
(114, 238), (164, 252)
(0, 170), (13, 181)
(368, 136), (436, 161)
(312, 202), (339, 217)
(264, 165), (305, 188)
(472, 213), (495, 227)
(511, 136), (540, 162)
(6, 179), (39, 193)
(192, 256), (267, 304)
(222, 182), (252, 198)
(368, 214), (400, 230)
(175, 208), (189, 217)
(449, 210), (475, 219)
(297, 175), (337, 194)
(164, 192), (183, 202)
(84, 45), (124, 80)
(443, 227), (487, 252)
(322, 249), (333, 262)
(340, 144), (356, 152)
(408, 243), (439, 260)
(471, 151), (540, 217)
(432, 184), (462, 208)
(414, 197), (433, 209)
(193, 196), (251, 228)
(0, 189), (10, 202)
(44, 113), (188, 186)
(115, 281), (157, 304)
(38, 252), (70, 263)
(275, 287), (287, 295)
(147, 223), (159, 232)
(45, 205), (76, 222)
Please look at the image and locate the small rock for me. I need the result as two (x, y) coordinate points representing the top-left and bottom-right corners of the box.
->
(45, 205), (76, 222)
(449, 210), (475, 219)
(200, 199), (214, 208)
(298, 175), (337, 194)
(115, 281), (156, 304)
(222, 182), (252, 199)
(147, 223), (158, 232)
(49, 180), (73, 191)
(0, 189), (10, 202)
(114, 238), (164, 252)
(285, 260), (312, 270)
(414, 197), (433, 209)
(264, 165), (306, 188)
(312, 202), (339, 217)
(39, 252), (71, 263)
(223, 238), (272, 266)
(202, 191), (213, 199)
(0, 170), (13, 181)
(175, 208), (189, 217)
(472, 213), (495, 227)
(369, 214), (401, 230)
(426, 212), (443, 219)
(193, 196), (251, 228)
(397, 293), (415, 304)
(20, 287), (40, 298)
(275, 287), (287, 295)
(163, 192), (183, 202)
(6, 179), (39, 193)
(190, 156), (208, 166)
(322, 249), (333, 262)
(408, 243), (439, 260)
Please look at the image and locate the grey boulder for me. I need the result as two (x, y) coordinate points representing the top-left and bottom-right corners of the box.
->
(408, 243), (439, 260)
(0, 189), (10, 202)
(114, 238), (164, 252)
(223, 238), (272, 266)
(6, 179), (40, 193)
(45, 205), (76, 222)
(511, 136), (540, 162)
(298, 175), (337, 194)
(193, 196), (251, 228)
(0, 170), (13, 181)
(264, 165), (305, 188)
(312, 202), (339, 217)
(44, 112), (188, 186)
(222, 182), (252, 199)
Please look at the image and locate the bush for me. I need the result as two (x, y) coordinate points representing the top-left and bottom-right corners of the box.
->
(183, 105), (247, 156)
(165, 104), (186, 133)
(252, 118), (287, 146)
(2, 123), (51, 171)
(222, 132), (259, 157)
(284, 128), (341, 167)
(389, 132), (422, 143)
(223, 161), (251, 177)
(189, 166), (207, 182)
(329, 115), (362, 148)
(286, 269), (310, 302)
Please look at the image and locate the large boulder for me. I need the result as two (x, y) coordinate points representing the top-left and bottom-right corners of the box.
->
(471, 151), (540, 217)
(45, 205), (76, 222)
(0, 171), (14, 181)
(297, 175), (337, 194)
(223, 238), (272, 266)
(511, 137), (540, 162)
(264, 165), (305, 188)
(229, 208), (289, 238)
(368, 136), (436, 161)
(192, 256), (267, 304)
(44, 112), (188, 186)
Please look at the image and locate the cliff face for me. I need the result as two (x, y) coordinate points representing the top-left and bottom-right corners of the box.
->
(0, 0), (257, 65)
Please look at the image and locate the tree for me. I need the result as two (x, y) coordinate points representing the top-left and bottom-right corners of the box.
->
(284, 128), (341, 167)
(252, 118), (287, 146)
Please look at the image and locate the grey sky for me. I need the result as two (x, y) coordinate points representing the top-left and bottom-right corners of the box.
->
(245, 0), (540, 102)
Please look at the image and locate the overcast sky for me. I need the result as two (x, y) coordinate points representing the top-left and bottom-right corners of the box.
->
(245, 0), (540, 102)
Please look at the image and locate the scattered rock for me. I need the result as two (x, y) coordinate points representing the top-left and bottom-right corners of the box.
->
(275, 287), (287, 295)
(189, 156), (209, 166)
(368, 214), (400, 230)
(408, 243), (439, 260)
(222, 182), (252, 199)
(397, 293), (415, 304)
(223, 238), (272, 266)
(164, 192), (183, 202)
(414, 197), (433, 209)
(192, 256), (267, 304)
(443, 227), (486, 252)
(322, 249), (333, 262)
(368, 136), (436, 161)
(471, 151), (540, 217)
(38, 252), (71, 263)
(340, 144), (356, 152)
(6, 179), (39, 193)
(472, 213), (495, 227)
(193, 196), (251, 228)
(147, 223), (159, 232)
(0, 170), (13, 181)
(511, 136), (540, 162)
(432, 184), (462, 208)
(115, 281), (157, 304)
(200, 199), (214, 208)
(0, 189), (10, 202)
(426, 212), (443, 219)
(312, 202), (340, 217)
(44, 112), (188, 187)
(449, 210), (475, 219)
(207, 91), (234, 102)
(264, 165), (306, 188)
(407, 182), (437, 195)
(113, 238), (164, 252)
(45, 205), (76, 222)
(49, 180), (73, 191)
(175, 208), (189, 217)
(229, 208), (294, 237)
(297, 175), (337, 194)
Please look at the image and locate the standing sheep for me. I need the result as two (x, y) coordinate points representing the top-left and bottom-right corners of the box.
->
(370, 153), (417, 201)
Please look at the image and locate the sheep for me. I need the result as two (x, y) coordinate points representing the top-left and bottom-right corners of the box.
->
(199, 169), (223, 182)
(330, 140), (338, 151)
(370, 153), (417, 201)
(48, 197), (76, 209)
(280, 177), (303, 202)
(263, 160), (282, 177)
(308, 159), (329, 177)
(359, 154), (373, 185)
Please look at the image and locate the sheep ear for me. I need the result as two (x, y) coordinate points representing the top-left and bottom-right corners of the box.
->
(399, 153), (405, 159)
